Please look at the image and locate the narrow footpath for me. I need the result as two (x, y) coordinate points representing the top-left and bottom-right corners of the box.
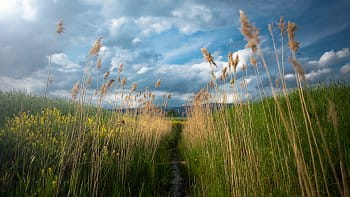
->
(169, 121), (187, 197)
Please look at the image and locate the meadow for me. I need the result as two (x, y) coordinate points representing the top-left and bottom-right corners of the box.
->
(0, 10), (349, 197)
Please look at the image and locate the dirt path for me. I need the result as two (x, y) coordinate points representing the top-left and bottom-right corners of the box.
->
(169, 121), (186, 197)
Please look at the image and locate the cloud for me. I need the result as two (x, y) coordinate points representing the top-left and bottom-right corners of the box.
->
(305, 68), (331, 81)
(340, 63), (350, 74)
(308, 48), (350, 67)
(0, 75), (44, 93)
(51, 53), (82, 73)
(137, 66), (152, 74)
(134, 16), (172, 36)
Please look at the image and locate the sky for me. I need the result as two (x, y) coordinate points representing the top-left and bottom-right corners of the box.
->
(0, 0), (350, 107)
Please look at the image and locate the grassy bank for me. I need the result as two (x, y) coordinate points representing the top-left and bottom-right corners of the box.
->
(0, 92), (174, 196)
(181, 85), (350, 196)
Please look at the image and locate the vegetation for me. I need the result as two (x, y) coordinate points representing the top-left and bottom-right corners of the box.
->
(180, 11), (350, 196)
(0, 10), (349, 197)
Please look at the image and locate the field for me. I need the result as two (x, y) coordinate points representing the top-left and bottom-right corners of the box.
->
(0, 10), (349, 197)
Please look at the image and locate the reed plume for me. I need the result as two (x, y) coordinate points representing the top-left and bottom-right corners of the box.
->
(104, 71), (110, 80)
(155, 79), (162, 88)
(239, 10), (260, 52)
(56, 20), (64, 34)
(201, 48), (217, 67)
(107, 79), (115, 88)
(118, 64), (123, 74)
(89, 37), (103, 55)
(131, 83), (138, 92)
(287, 22), (299, 53)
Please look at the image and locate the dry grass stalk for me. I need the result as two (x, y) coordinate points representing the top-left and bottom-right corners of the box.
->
(327, 100), (338, 130)
(211, 71), (216, 81)
(221, 67), (228, 80)
(100, 83), (108, 96)
(131, 83), (138, 92)
(118, 64), (123, 74)
(239, 10), (260, 52)
(121, 77), (127, 86)
(230, 78), (235, 87)
(89, 37), (103, 55)
(87, 76), (92, 85)
(201, 48), (217, 67)
(242, 64), (247, 72)
(71, 81), (80, 99)
(56, 20), (64, 34)
(289, 57), (306, 81)
(194, 88), (210, 104)
(48, 75), (53, 84)
(96, 58), (102, 69)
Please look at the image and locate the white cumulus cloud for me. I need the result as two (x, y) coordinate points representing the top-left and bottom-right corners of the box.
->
(308, 48), (350, 67)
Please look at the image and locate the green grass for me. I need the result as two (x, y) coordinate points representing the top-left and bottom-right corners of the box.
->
(180, 84), (350, 196)
(0, 92), (174, 196)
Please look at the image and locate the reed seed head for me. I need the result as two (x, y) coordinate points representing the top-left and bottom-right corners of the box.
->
(250, 56), (257, 67)
(287, 21), (299, 52)
(56, 20), (64, 34)
(131, 83), (137, 92)
(118, 63), (123, 74)
(239, 10), (260, 53)
(104, 71), (110, 80)
(100, 83), (108, 96)
(277, 16), (286, 34)
(107, 79), (115, 87)
(201, 48), (217, 67)
(155, 79), (162, 88)
(89, 37), (103, 56)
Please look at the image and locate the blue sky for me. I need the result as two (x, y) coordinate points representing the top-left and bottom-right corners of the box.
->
(0, 0), (349, 107)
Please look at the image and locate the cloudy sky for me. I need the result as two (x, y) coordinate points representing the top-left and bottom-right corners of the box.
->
(0, 0), (350, 107)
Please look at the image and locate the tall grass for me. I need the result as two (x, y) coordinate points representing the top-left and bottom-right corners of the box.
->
(181, 11), (350, 196)
(0, 21), (174, 196)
